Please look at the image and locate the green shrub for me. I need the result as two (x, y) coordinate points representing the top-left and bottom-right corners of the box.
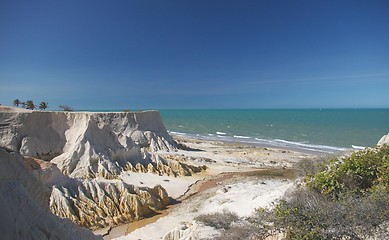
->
(265, 188), (389, 240)
(251, 145), (389, 240)
(306, 145), (389, 196)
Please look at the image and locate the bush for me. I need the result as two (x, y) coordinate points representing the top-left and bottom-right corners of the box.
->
(195, 211), (239, 230)
(193, 147), (389, 239)
(251, 145), (389, 240)
(306, 145), (389, 196)
(59, 105), (74, 112)
(252, 187), (389, 240)
(293, 156), (328, 177)
(214, 224), (260, 240)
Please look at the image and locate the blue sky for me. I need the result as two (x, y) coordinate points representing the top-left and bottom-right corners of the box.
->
(1, 0), (388, 109)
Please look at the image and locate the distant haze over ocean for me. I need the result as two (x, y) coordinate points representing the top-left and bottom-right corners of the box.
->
(159, 109), (389, 154)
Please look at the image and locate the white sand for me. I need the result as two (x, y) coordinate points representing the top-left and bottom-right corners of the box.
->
(115, 178), (292, 240)
(108, 137), (315, 240)
(199, 179), (292, 217)
(120, 172), (205, 199)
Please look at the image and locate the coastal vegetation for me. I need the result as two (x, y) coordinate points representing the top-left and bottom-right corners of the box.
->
(39, 102), (48, 110)
(13, 99), (21, 107)
(269, 146), (389, 239)
(194, 211), (239, 230)
(58, 105), (74, 111)
(25, 100), (36, 110)
(195, 145), (389, 239)
(13, 99), (49, 110)
(11, 99), (73, 112)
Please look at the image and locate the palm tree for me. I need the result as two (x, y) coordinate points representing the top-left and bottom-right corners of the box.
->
(13, 99), (21, 107)
(20, 102), (26, 108)
(25, 100), (36, 110)
(39, 102), (48, 110)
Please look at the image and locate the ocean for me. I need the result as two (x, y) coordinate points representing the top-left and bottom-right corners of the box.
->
(159, 109), (389, 154)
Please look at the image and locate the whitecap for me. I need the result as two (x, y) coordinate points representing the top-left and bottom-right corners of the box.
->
(352, 145), (365, 150)
(233, 135), (251, 139)
(255, 138), (273, 143)
(274, 139), (347, 152)
(169, 131), (186, 135)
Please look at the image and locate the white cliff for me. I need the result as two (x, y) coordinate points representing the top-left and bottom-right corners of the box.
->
(0, 147), (99, 240)
(377, 133), (389, 146)
(21, 151), (173, 231)
(0, 108), (205, 231)
(0, 109), (204, 179)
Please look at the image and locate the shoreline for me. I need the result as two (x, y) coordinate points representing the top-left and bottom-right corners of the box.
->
(102, 135), (321, 239)
(169, 133), (350, 155)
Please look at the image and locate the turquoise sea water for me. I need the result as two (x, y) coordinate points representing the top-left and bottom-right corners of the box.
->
(159, 109), (389, 154)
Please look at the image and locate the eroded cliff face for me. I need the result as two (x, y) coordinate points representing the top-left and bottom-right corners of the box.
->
(0, 110), (203, 179)
(50, 179), (169, 229)
(20, 153), (173, 231)
(0, 148), (99, 240)
(0, 109), (205, 231)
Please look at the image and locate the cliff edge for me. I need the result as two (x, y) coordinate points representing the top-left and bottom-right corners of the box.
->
(0, 109), (203, 179)
(0, 108), (205, 230)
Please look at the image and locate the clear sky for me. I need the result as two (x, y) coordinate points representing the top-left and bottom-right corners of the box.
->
(1, 0), (388, 110)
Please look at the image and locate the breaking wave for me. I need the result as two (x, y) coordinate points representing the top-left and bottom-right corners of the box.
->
(168, 131), (348, 154)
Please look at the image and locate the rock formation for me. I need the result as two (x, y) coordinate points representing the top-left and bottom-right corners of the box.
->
(0, 108), (206, 231)
(0, 110), (203, 179)
(0, 147), (99, 239)
(20, 150), (172, 230)
(377, 133), (389, 146)
(50, 179), (169, 229)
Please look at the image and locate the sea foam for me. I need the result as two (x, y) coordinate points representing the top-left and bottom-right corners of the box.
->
(233, 135), (251, 139)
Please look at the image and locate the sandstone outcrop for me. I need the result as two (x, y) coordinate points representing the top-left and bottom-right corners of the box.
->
(50, 179), (169, 230)
(0, 108), (205, 231)
(20, 152), (172, 230)
(0, 110), (204, 179)
(0, 147), (99, 239)
(377, 133), (389, 146)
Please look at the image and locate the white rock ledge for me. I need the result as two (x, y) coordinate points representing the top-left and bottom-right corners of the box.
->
(0, 110), (203, 179)
(0, 108), (206, 231)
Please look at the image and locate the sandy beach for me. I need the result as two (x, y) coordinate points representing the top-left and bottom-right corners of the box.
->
(101, 136), (318, 239)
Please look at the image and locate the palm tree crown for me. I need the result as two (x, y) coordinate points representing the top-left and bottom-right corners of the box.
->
(25, 100), (36, 110)
(39, 102), (48, 110)
(13, 99), (21, 107)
